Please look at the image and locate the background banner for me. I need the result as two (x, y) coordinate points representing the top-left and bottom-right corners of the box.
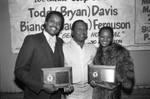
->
(8, 0), (150, 53)
(135, 0), (150, 47)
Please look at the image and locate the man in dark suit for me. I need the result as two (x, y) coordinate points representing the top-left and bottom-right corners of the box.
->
(14, 11), (65, 99)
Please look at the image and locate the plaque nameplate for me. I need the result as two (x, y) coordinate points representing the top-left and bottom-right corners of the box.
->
(88, 65), (116, 84)
(41, 67), (72, 88)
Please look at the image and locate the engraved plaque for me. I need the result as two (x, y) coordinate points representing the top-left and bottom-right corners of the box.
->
(88, 65), (116, 84)
(41, 67), (72, 88)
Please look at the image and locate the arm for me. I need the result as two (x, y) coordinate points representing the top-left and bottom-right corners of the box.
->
(14, 35), (44, 93)
(116, 50), (134, 93)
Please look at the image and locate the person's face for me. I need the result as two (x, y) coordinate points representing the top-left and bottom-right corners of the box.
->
(45, 14), (62, 36)
(72, 21), (87, 43)
(99, 29), (113, 47)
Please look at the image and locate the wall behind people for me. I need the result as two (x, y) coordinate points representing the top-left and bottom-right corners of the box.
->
(0, 0), (150, 92)
(0, 0), (22, 92)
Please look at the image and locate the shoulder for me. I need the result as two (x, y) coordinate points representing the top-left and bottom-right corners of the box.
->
(62, 41), (72, 54)
(20, 33), (42, 50)
(63, 40), (71, 48)
(25, 32), (43, 39)
(56, 37), (64, 44)
(113, 43), (128, 52)
(85, 43), (97, 54)
(25, 33), (45, 43)
(23, 33), (40, 41)
(112, 43), (130, 56)
(86, 43), (97, 50)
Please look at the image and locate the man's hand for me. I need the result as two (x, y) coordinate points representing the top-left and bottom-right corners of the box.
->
(42, 83), (58, 93)
(64, 85), (74, 94)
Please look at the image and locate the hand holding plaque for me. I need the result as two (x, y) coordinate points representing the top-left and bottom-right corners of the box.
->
(64, 84), (74, 94)
(42, 83), (58, 93)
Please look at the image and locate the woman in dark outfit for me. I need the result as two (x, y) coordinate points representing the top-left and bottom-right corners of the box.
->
(91, 26), (134, 99)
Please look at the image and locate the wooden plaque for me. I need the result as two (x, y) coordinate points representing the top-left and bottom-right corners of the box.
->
(41, 67), (72, 88)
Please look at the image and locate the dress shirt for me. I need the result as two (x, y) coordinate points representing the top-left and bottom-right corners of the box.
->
(44, 30), (56, 52)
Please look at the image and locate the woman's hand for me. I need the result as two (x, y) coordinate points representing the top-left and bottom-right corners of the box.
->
(90, 80), (97, 87)
(96, 82), (119, 90)
(90, 80), (120, 90)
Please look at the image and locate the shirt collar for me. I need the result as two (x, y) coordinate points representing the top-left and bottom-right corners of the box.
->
(43, 30), (56, 43)
(70, 39), (85, 49)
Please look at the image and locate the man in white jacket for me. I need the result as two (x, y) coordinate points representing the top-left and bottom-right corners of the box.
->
(63, 20), (97, 99)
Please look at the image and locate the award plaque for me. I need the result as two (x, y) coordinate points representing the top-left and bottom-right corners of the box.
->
(88, 65), (116, 84)
(41, 67), (72, 88)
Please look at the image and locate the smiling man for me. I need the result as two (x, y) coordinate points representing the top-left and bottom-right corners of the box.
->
(14, 11), (65, 99)
(63, 20), (97, 99)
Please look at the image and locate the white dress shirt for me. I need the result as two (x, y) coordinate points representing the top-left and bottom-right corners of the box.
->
(63, 39), (97, 99)
(44, 30), (56, 52)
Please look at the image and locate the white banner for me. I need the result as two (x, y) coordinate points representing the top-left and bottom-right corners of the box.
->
(8, 0), (150, 53)
(134, 0), (150, 49)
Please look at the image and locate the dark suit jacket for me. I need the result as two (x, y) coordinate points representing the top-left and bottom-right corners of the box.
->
(14, 32), (64, 99)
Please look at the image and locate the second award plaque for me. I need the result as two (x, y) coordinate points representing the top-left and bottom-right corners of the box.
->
(88, 65), (116, 84)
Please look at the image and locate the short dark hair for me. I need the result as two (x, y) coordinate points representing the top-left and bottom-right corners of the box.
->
(43, 11), (64, 31)
(99, 26), (114, 38)
(71, 20), (88, 31)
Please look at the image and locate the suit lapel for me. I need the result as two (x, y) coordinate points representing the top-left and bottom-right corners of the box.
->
(55, 37), (64, 66)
